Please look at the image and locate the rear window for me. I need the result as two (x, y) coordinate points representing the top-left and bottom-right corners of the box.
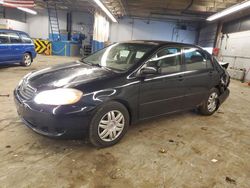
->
(8, 32), (22, 44)
(20, 33), (32, 44)
(0, 32), (9, 44)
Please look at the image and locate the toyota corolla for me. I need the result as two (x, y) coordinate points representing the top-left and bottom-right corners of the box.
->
(14, 41), (230, 147)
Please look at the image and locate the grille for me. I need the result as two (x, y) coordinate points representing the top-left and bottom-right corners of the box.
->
(18, 81), (36, 100)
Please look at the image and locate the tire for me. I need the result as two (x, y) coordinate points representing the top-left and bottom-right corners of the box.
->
(21, 53), (32, 67)
(89, 101), (130, 148)
(199, 88), (219, 116)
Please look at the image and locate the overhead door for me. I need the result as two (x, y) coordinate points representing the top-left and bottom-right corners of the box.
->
(219, 31), (250, 81)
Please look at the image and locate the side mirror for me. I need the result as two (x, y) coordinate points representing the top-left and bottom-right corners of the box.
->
(140, 67), (158, 75)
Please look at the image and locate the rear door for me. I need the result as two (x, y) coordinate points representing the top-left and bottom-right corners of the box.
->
(20, 32), (33, 48)
(8, 32), (23, 62)
(0, 32), (11, 63)
(139, 46), (186, 119)
(181, 47), (216, 109)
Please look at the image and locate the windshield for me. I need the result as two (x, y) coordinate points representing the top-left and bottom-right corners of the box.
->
(83, 43), (155, 71)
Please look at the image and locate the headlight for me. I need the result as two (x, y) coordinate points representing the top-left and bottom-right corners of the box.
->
(34, 88), (83, 105)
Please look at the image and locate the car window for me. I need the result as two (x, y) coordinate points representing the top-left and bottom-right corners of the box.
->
(9, 32), (22, 44)
(146, 47), (182, 74)
(0, 32), (9, 44)
(134, 51), (146, 63)
(183, 48), (213, 71)
(83, 43), (155, 71)
(20, 33), (32, 44)
(117, 50), (130, 61)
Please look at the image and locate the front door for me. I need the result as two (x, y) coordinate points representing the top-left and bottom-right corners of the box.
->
(0, 32), (11, 63)
(139, 46), (186, 119)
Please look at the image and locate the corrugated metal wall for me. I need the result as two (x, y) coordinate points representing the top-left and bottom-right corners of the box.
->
(222, 15), (250, 34)
(198, 23), (218, 47)
(0, 7), (4, 18)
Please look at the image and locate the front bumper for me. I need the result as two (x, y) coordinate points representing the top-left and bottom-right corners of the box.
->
(14, 90), (93, 138)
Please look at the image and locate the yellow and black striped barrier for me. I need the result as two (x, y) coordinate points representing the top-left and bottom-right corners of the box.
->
(33, 39), (52, 56)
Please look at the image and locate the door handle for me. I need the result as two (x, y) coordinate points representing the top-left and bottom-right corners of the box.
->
(178, 75), (184, 81)
(208, 71), (213, 76)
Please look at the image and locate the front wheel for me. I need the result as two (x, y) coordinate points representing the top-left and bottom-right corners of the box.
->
(199, 88), (219, 116)
(21, 53), (32, 67)
(89, 101), (129, 147)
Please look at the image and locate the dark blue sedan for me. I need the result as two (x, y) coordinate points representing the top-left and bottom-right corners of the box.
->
(0, 29), (36, 66)
(14, 41), (230, 147)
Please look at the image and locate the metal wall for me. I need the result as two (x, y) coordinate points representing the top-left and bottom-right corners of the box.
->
(0, 7), (4, 18)
(222, 15), (250, 34)
(0, 7), (26, 23)
(110, 18), (198, 44)
(198, 23), (218, 47)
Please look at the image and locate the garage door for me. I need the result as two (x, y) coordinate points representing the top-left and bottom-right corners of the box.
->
(220, 30), (250, 81)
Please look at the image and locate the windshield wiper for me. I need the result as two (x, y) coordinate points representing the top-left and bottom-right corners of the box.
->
(82, 60), (114, 71)
(81, 60), (100, 67)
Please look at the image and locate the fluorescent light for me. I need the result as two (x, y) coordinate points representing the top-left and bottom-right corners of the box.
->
(0, 1), (37, 15)
(17, 7), (37, 15)
(93, 0), (118, 23)
(207, 0), (250, 21)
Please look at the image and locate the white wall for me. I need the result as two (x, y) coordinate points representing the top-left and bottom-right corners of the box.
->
(26, 11), (49, 39)
(0, 19), (28, 32)
(110, 18), (198, 44)
(0, 7), (28, 31)
(26, 10), (67, 39)
(26, 10), (93, 40)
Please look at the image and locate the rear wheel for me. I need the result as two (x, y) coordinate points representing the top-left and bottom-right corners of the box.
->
(89, 101), (129, 147)
(199, 88), (219, 116)
(21, 53), (32, 67)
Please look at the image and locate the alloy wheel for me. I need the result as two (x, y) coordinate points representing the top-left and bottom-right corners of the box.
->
(24, 54), (32, 66)
(207, 92), (218, 112)
(98, 110), (125, 142)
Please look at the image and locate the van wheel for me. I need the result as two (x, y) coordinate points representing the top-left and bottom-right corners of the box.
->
(89, 101), (129, 148)
(199, 88), (219, 116)
(21, 53), (32, 67)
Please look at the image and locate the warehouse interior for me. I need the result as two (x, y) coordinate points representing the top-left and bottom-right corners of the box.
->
(0, 0), (250, 187)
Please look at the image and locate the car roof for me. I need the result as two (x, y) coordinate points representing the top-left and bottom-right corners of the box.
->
(0, 29), (28, 35)
(121, 40), (200, 48)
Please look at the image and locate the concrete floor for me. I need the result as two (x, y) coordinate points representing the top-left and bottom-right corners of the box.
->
(0, 55), (249, 188)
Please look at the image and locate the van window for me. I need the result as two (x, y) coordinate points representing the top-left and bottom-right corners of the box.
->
(20, 33), (32, 44)
(9, 32), (22, 44)
(0, 32), (9, 44)
(183, 48), (213, 71)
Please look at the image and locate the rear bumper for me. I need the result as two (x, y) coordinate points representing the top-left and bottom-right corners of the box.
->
(218, 88), (230, 105)
(32, 51), (37, 60)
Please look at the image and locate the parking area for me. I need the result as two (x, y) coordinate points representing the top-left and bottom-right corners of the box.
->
(0, 55), (249, 187)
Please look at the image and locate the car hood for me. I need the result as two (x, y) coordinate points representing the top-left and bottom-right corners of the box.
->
(25, 61), (114, 90)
